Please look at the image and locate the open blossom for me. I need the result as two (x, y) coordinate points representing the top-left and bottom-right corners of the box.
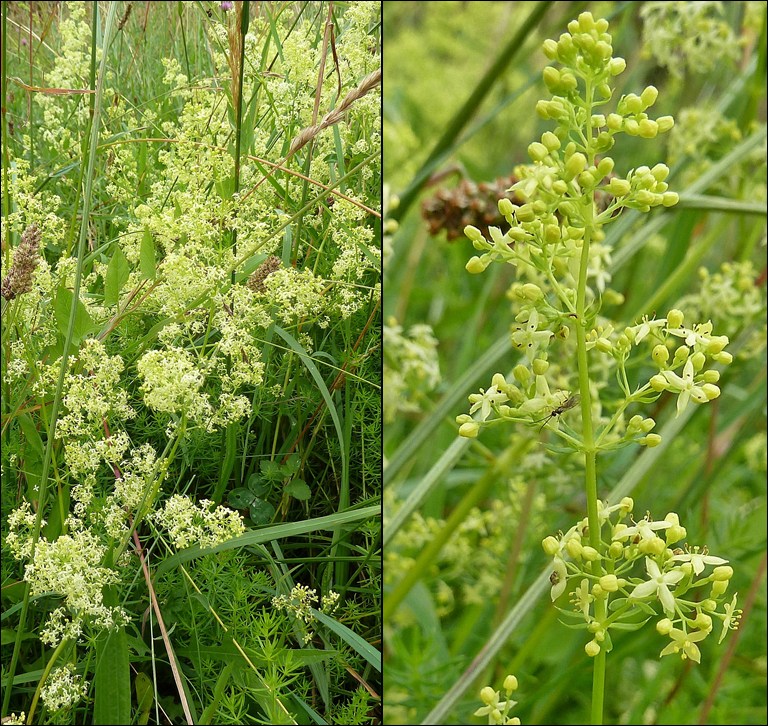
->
(629, 558), (685, 616)
(659, 627), (709, 663)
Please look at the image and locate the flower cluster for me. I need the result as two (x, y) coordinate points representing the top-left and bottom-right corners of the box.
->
(271, 583), (337, 644)
(40, 663), (89, 714)
(474, 675), (521, 725)
(151, 494), (245, 550)
(542, 498), (741, 662)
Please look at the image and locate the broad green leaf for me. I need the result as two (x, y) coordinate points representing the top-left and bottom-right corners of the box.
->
(104, 245), (130, 306)
(135, 672), (153, 726)
(228, 487), (256, 509)
(54, 284), (95, 344)
(246, 474), (269, 496)
(94, 589), (130, 725)
(139, 229), (156, 280)
(285, 479), (311, 501)
(260, 459), (284, 482)
(249, 497), (276, 525)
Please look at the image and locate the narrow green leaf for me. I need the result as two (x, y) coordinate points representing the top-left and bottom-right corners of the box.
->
(312, 610), (381, 672)
(139, 229), (156, 280)
(135, 672), (153, 726)
(104, 245), (130, 306)
(18, 414), (44, 459)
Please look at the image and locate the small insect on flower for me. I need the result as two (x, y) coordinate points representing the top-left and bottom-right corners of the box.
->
(535, 394), (580, 432)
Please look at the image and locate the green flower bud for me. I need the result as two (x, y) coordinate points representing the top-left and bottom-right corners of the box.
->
(690, 351), (706, 372)
(666, 524), (686, 542)
(579, 170), (597, 188)
(636, 189), (656, 205)
(566, 538), (583, 558)
(706, 335), (729, 354)
(702, 369), (720, 384)
(624, 94), (643, 114)
(516, 204), (536, 223)
(662, 191), (679, 207)
(582, 546), (600, 561)
(599, 574), (619, 592)
(591, 114), (607, 127)
(652, 344), (669, 365)
(479, 686), (496, 705)
(656, 618), (674, 636)
(532, 359), (549, 376)
(608, 177), (631, 196)
(597, 83), (612, 100)
(595, 40), (612, 60)
(536, 99), (551, 119)
(609, 541), (624, 559)
(503, 675), (518, 693)
(596, 337), (613, 353)
(522, 283), (543, 300)
(596, 17), (609, 32)
(464, 225), (484, 243)
(542, 536), (560, 556)
(639, 433), (662, 447)
(459, 422), (480, 438)
(701, 383), (721, 401)
(596, 157), (615, 177)
(694, 612), (713, 631)
(602, 289), (624, 305)
(628, 414), (644, 432)
(513, 364), (530, 385)
(585, 640), (601, 657)
(552, 179), (568, 195)
(624, 119), (639, 135)
(711, 579), (728, 597)
(541, 131), (561, 151)
(656, 115), (675, 133)
(701, 599), (717, 612)
(607, 113), (623, 130)
(465, 256), (486, 274)
(528, 141), (549, 162)
(651, 163), (670, 182)
(638, 119), (658, 138)
(542, 38), (559, 60)
(712, 565), (734, 581)
(667, 309), (684, 328)
(673, 345), (690, 363)
(544, 224), (561, 244)
(543, 66), (561, 90)
(713, 351), (733, 365)
(650, 374), (668, 391)
(498, 198), (514, 217)
(565, 152), (587, 180)
(560, 71), (578, 92)
(608, 57), (626, 75)
(640, 85), (659, 108)
(455, 414), (472, 424)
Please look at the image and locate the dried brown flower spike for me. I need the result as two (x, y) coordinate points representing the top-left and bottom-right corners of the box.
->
(421, 175), (521, 242)
(1, 224), (41, 301)
(247, 255), (282, 294)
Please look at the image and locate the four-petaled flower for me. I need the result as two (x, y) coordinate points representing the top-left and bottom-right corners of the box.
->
(469, 385), (509, 421)
(632, 315), (667, 344)
(671, 549), (728, 576)
(718, 593), (742, 644)
(629, 558), (685, 615)
(659, 627), (709, 663)
(614, 515), (671, 541)
(511, 309), (554, 361)
(658, 358), (709, 416)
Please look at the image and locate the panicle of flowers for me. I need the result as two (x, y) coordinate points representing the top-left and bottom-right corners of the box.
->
(152, 494), (245, 550)
(640, 2), (739, 78)
(383, 317), (441, 424)
(541, 498), (740, 662)
(40, 663), (88, 714)
(1, 223), (41, 301)
(272, 583), (321, 644)
(3, 713), (26, 725)
(474, 675), (521, 725)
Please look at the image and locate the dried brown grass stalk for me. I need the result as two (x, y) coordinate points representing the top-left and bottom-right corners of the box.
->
(288, 68), (381, 156)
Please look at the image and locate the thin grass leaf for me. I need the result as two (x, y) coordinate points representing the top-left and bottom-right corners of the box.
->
(312, 610), (381, 672)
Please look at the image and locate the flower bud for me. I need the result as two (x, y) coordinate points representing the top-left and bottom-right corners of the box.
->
(542, 38), (559, 59)
(565, 152), (587, 180)
(552, 179), (568, 195)
(638, 119), (658, 138)
(652, 344), (669, 366)
(599, 574), (619, 592)
(608, 57), (626, 75)
(465, 256), (486, 274)
(702, 369), (720, 384)
(585, 640), (601, 657)
(591, 114), (607, 128)
(607, 112), (623, 130)
(532, 359), (549, 376)
(641, 418), (656, 433)
(609, 541), (624, 559)
(543, 66), (561, 90)
(541, 131), (561, 151)
(566, 538), (584, 558)
(690, 351), (706, 372)
(656, 116), (675, 133)
(656, 618), (673, 635)
(624, 119), (639, 135)
(464, 225), (484, 243)
(607, 177), (631, 196)
(713, 351), (733, 365)
(711, 580), (728, 597)
(542, 536), (559, 556)
(498, 198), (514, 217)
(504, 675), (518, 693)
(651, 163), (670, 182)
(581, 546), (600, 561)
(694, 613), (713, 631)
(662, 191), (679, 207)
(596, 157), (615, 178)
(640, 85), (659, 108)
(480, 686), (497, 705)
(459, 422), (480, 438)
(522, 283), (543, 301)
(665, 524), (686, 543)
(712, 565), (734, 582)
(513, 364), (530, 385)
(706, 335), (729, 354)
(639, 433), (662, 447)
(666, 309), (684, 328)
(650, 374), (668, 392)
(701, 599), (717, 612)
(544, 224), (561, 244)
(673, 345), (690, 363)
(624, 93), (643, 114)
(516, 204), (536, 223)
(528, 142), (549, 162)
